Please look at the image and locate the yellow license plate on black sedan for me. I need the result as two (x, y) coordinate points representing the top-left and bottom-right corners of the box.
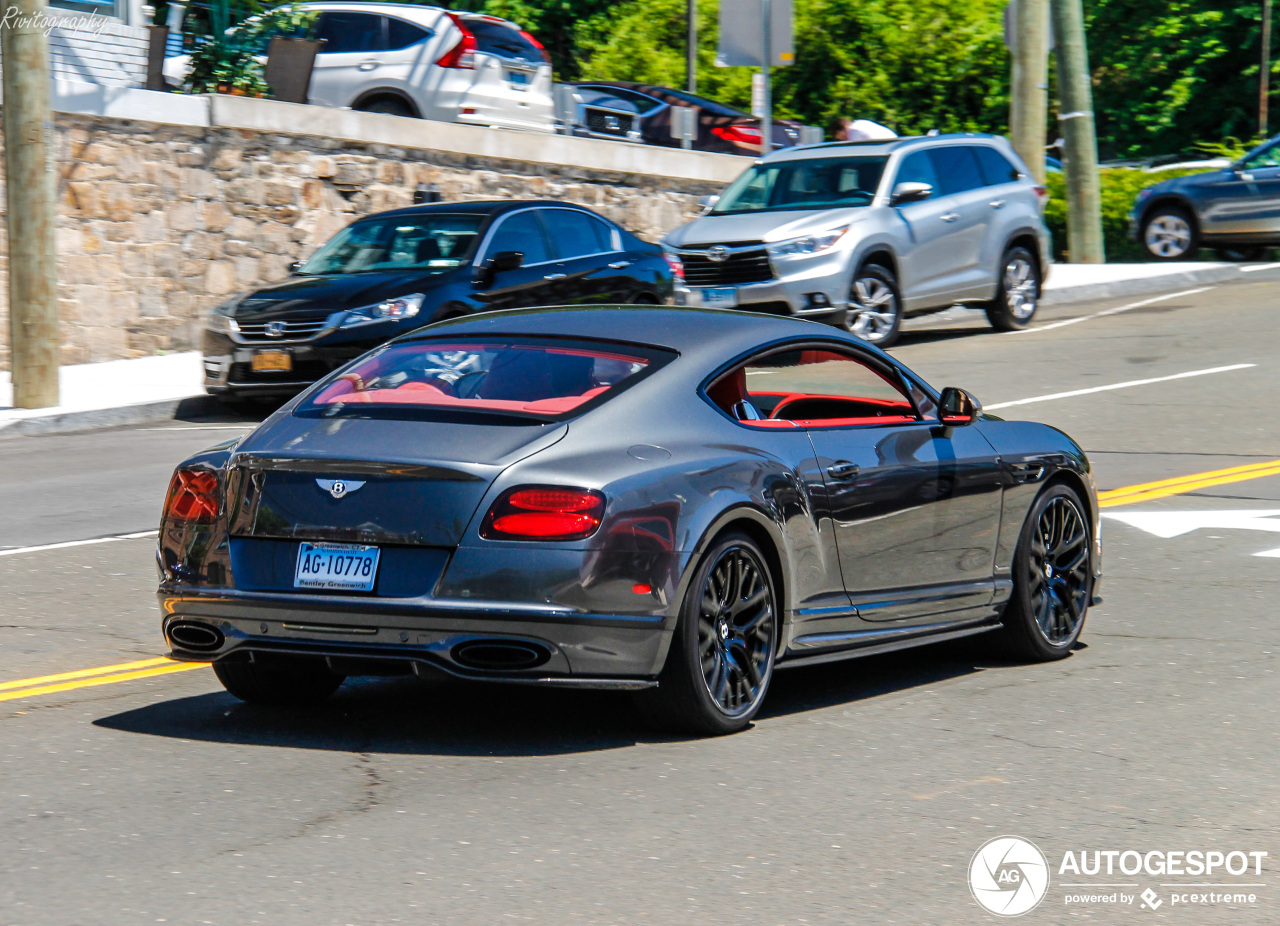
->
(251, 351), (292, 373)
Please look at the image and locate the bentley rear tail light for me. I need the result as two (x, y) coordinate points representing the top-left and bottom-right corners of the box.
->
(163, 469), (220, 523)
(437, 13), (477, 69)
(480, 487), (606, 541)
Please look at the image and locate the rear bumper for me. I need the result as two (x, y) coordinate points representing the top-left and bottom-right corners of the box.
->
(160, 587), (672, 686)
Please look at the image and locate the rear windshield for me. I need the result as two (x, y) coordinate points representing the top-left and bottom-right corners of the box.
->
(466, 19), (544, 62)
(298, 338), (673, 423)
(713, 156), (889, 214)
(298, 214), (483, 275)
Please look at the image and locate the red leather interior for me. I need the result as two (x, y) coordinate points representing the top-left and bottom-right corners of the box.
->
(706, 367), (748, 412)
(313, 380), (609, 414)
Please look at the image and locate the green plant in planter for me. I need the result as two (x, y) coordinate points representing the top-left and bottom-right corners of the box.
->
(184, 1), (317, 97)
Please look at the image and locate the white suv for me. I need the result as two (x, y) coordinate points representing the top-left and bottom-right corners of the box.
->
(165, 2), (554, 133)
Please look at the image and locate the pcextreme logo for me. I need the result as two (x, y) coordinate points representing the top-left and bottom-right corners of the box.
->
(969, 836), (1051, 916)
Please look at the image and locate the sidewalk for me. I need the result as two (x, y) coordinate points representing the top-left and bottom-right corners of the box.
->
(0, 352), (206, 439)
(2, 259), (1276, 439)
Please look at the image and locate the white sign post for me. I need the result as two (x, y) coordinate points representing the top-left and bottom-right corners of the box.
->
(717, 0), (793, 154)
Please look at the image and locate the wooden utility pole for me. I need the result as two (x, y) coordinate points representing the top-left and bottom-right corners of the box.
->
(1009, 0), (1049, 183)
(2, 0), (59, 407)
(687, 0), (697, 93)
(1262, 0), (1273, 135)
(1051, 0), (1104, 262)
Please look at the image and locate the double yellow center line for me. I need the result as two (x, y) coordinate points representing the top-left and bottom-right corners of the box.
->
(0, 657), (206, 703)
(1098, 458), (1280, 508)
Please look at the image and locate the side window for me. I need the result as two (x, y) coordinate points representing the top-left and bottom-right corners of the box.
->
(1244, 143), (1280, 170)
(541, 210), (613, 259)
(707, 347), (919, 426)
(486, 211), (552, 265)
(386, 18), (431, 51)
(894, 150), (939, 198)
(927, 146), (986, 196)
(315, 13), (386, 54)
(973, 146), (1020, 185)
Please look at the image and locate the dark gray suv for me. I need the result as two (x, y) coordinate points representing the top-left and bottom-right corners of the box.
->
(1131, 134), (1280, 261)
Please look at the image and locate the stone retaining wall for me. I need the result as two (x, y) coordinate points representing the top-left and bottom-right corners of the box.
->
(0, 110), (727, 370)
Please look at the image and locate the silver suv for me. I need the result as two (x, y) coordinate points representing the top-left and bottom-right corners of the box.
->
(663, 134), (1051, 347)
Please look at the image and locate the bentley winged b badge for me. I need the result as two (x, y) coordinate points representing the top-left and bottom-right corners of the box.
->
(316, 478), (366, 499)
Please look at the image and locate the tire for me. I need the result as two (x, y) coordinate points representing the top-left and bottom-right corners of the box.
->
(1140, 206), (1197, 260)
(984, 246), (1041, 331)
(355, 97), (415, 118)
(999, 484), (1093, 661)
(213, 655), (345, 707)
(634, 532), (779, 736)
(1214, 246), (1269, 262)
(843, 263), (903, 348)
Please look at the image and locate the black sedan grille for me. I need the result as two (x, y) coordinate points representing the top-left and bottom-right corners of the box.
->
(236, 320), (328, 342)
(585, 107), (636, 137)
(680, 247), (774, 286)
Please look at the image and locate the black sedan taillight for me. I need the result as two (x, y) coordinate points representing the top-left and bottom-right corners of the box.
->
(480, 486), (606, 541)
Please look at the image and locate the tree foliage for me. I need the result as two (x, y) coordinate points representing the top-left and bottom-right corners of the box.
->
(1085, 0), (1274, 158)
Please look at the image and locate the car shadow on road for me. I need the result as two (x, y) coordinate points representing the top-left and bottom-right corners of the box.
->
(93, 637), (1027, 756)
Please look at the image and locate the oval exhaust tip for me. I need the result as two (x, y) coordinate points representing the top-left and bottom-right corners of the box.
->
(451, 640), (550, 671)
(169, 621), (225, 652)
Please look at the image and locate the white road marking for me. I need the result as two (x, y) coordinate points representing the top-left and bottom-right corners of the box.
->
(1240, 262), (1280, 273)
(0, 530), (157, 558)
(984, 363), (1255, 411)
(1012, 286), (1213, 334)
(1103, 509), (1280, 558)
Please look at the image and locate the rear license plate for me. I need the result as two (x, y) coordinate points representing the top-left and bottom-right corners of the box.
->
(295, 542), (379, 592)
(700, 287), (738, 308)
(251, 351), (292, 373)
(508, 70), (530, 88)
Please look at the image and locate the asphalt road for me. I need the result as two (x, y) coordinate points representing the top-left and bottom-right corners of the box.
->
(1, 276), (1278, 924)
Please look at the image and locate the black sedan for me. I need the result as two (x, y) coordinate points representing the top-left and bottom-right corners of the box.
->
(569, 81), (804, 155)
(161, 307), (1101, 735)
(202, 201), (673, 402)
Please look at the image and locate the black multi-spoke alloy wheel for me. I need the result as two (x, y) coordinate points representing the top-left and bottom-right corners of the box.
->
(636, 533), (778, 735)
(213, 655), (345, 707)
(844, 263), (904, 348)
(984, 246), (1041, 331)
(1001, 485), (1092, 660)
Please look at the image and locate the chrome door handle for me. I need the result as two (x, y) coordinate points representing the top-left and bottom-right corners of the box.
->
(989, 199), (1006, 208)
(543, 272), (567, 280)
(826, 461), (861, 480)
(940, 212), (960, 222)
(357, 61), (378, 71)
(608, 261), (632, 269)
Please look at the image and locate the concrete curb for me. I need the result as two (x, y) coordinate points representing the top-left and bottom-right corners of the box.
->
(0, 395), (219, 441)
(1040, 263), (1249, 306)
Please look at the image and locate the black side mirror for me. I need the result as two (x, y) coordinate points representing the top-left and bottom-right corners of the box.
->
(487, 250), (524, 274)
(890, 181), (933, 206)
(938, 386), (981, 426)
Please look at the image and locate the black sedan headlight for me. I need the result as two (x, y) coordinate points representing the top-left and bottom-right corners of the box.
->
(339, 293), (426, 329)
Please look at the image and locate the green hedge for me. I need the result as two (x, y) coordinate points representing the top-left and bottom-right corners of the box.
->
(1043, 168), (1202, 262)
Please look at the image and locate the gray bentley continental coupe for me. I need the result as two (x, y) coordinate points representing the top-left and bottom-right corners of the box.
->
(158, 306), (1101, 735)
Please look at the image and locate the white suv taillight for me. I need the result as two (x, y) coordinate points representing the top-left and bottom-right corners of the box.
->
(437, 13), (477, 69)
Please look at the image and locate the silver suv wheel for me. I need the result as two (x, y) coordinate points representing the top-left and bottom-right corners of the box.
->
(1004, 255), (1038, 321)
(845, 265), (903, 347)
